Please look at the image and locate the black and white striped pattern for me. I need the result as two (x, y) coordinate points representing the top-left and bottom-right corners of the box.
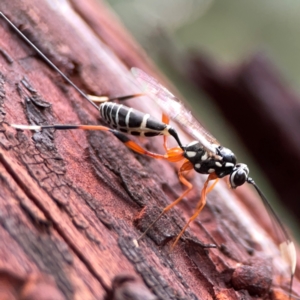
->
(99, 102), (171, 137)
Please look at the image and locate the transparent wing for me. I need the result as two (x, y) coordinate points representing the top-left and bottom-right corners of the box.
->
(131, 68), (219, 154)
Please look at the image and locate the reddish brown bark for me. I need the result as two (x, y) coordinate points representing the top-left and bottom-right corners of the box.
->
(0, 1), (299, 299)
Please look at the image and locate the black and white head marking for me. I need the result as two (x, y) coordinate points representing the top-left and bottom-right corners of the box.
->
(229, 163), (249, 189)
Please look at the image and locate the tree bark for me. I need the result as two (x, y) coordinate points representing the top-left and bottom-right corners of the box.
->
(0, 1), (298, 299)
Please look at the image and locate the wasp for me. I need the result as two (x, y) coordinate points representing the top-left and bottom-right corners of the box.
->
(0, 12), (296, 298)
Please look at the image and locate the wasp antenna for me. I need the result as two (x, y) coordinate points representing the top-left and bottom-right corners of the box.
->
(0, 12), (99, 111)
(249, 179), (290, 237)
(247, 178), (296, 297)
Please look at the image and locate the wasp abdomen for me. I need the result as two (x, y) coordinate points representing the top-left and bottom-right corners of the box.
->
(99, 102), (170, 137)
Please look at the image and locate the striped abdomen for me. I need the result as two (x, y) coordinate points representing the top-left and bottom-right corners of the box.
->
(99, 102), (170, 137)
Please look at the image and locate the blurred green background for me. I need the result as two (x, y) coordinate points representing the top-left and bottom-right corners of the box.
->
(106, 0), (300, 238)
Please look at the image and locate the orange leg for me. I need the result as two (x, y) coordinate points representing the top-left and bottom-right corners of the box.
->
(160, 160), (194, 212)
(171, 173), (218, 248)
(123, 139), (184, 162)
(206, 177), (219, 194)
(116, 112), (182, 161)
(89, 128), (185, 162)
(138, 160), (194, 240)
(12, 123), (185, 162)
(60, 125), (183, 162)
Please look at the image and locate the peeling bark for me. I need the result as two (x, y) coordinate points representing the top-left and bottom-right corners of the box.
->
(0, 1), (299, 299)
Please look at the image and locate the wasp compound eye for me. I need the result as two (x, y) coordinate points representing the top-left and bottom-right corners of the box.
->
(229, 163), (249, 188)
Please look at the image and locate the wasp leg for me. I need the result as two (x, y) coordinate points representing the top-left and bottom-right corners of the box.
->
(10, 123), (184, 161)
(138, 160), (194, 241)
(171, 173), (219, 248)
(206, 177), (219, 194)
(88, 94), (144, 104)
(10, 124), (112, 132)
(110, 129), (185, 161)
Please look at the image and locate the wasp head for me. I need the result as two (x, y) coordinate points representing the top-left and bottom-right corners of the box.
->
(229, 163), (249, 188)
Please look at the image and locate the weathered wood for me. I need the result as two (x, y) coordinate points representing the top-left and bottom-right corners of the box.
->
(0, 1), (298, 299)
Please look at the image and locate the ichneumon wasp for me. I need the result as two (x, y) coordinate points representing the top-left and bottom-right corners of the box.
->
(0, 11), (297, 298)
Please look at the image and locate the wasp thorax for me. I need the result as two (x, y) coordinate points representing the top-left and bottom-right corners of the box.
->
(183, 143), (233, 178)
(216, 146), (236, 164)
(229, 163), (249, 188)
(183, 141), (207, 164)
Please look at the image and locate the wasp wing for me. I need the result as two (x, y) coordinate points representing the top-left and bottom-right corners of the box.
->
(131, 68), (219, 154)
